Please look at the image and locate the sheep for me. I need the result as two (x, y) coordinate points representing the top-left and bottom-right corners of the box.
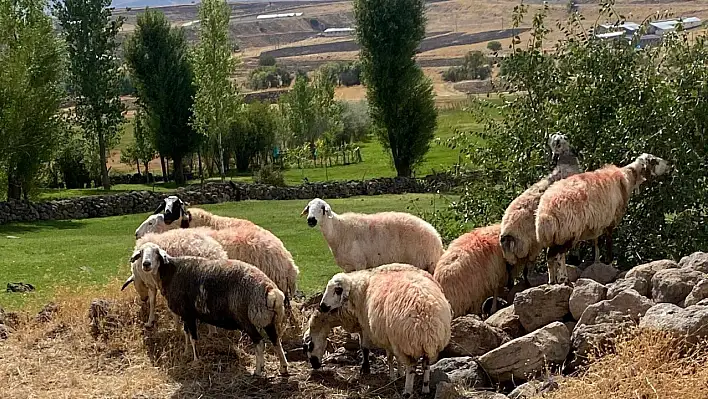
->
(121, 229), (228, 328)
(135, 206), (257, 238)
(316, 263), (452, 397)
(130, 242), (289, 376)
(301, 198), (444, 273)
(499, 133), (582, 289)
(536, 153), (669, 284)
(135, 213), (299, 308)
(302, 307), (370, 371)
(433, 224), (509, 318)
(152, 195), (188, 226)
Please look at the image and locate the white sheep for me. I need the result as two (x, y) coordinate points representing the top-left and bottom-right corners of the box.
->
(130, 242), (289, 376)
(121, 229), (228, 328)
(135, 213), (299, 308)
(536, 153), (669, 284)
(135, 206), (257, 238)
(317, 263), (452, 397)
(499, 133), (582, 287)
(301, 198), (444, 273)
(433, 224), (509, 318)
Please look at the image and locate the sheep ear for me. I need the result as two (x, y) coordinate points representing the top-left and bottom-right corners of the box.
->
(153, 201), (166, 215)
(324, 204), (333, 218)
(158, 249), (171, 264)
(300, 205), (309, 217)
(130, 249), (142, 263)
(180, 211), (191, 228)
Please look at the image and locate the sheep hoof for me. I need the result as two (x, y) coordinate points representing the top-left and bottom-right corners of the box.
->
(279, 367), (289, 376)
(144, 321), (154, 328)
(423, 385), (430, 394)
(402, 392), (412, 398)
(361, 365), (370, 375)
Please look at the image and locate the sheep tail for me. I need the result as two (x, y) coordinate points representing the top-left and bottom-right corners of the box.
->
(500, 234), (516, 255)
(121, 274), (135, 291)
(267, 288), (287, 337)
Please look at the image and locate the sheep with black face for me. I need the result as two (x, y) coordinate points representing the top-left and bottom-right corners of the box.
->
(301, 198), (443, 273)
(129, 242), (289, 376)
(315, 263), (452, 397)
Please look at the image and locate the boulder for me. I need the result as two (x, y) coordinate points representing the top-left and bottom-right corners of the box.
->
(639, 303), (708, 343)
(577, 289), (653, 326)
(579, 262), (619, 284)
(569, 279), (607, 320)
(464, 392), (509, 399)
(514, 284), (573, 332)
(679, 251), (708, 274)
(564, 321), (576, 335)
(606, 277), (650, 300)
(442, 315), (509, 358)
(567, 265), (581, 283)
(684, 280), (708, 307)
(430, 357), (490, 389)
(434, 382), (459, 399)
(626, 259), (678, 282)
(478, 322), (570, 382)
(697, 299), (708, 307)
(651, 268), (705, 305)
(485, 306), (526, 339)
(526, 272), (549, 288)
(508, 381), (541, 399)
(571, 322), (633, 361)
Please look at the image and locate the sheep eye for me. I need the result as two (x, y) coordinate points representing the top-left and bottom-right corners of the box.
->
(322, 208), (326, 215)
(334, 287), (343, 295)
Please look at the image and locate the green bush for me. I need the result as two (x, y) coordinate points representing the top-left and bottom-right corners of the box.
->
(254, 164), (285, 186)
(248, 66), (292, 90)
(431, 4), (708, 269)
(487, 40), (502, 52)
(442, 51), (491, 82)
(258, 54), (276, 66)
(318, 61), (362, 86)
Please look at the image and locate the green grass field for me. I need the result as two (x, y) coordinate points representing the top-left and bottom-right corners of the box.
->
(37, 107), (484, 200)
(0, 193), (457, 311)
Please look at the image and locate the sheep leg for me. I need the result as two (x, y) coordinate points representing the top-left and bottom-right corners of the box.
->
(254, 339), (265, 377)
(265, 324), (289, 376)
(183, 319), (199, 362)
(403, 363), (416, 398)
(604, 228), (614, 264)
(422, 357), (431, 394)
(207, 324), (217, 337)
(361, 347), (371, 375)
(523, 265), (530, 286)
(387, 351), (396, 380)
(183, 329), (191, 357)
(593, 238), (601, 263)
(145, 289), (157, 328)
(546, 250), (558, 284)
(556, 252), (570, 285)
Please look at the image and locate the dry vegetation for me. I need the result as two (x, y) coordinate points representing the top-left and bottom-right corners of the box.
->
(2, 280), (708, 399)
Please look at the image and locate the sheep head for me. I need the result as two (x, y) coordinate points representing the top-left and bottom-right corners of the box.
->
(130, 242), (171, 273)
(629, 153), (669, 189)
(154, 196), (188, 225)
(301, 198), (333, 227)
(302, 310), (336, 370)
(135, 214), (170, 239)
(320, 273), (350, 312)
(548, 133), (571, 155)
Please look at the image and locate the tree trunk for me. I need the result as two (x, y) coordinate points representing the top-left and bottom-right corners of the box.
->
(136, 160), (141, 175)
(197, 148), (204, 184)
(160, 154), (167, 182)
(7, 171), (22, 201)
(98, 134), (111, 190)
(394, 158), (412, 177)
(218, 131), (225, 182)
(236, 153), (249, 173)
(173, 156), (185, 185)
(144, 162), (150, 183)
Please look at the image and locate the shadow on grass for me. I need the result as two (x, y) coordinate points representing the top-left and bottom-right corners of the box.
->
(0, 219), (85, 235)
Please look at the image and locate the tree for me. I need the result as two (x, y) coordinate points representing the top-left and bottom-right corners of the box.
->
(191, 0), (239, 181)
(487, 40), (502, 52)
(120, 110), (156, 179)
(228, 101), (277, 172)
(354, 0), (437, 177)
(0, 0), (65, 200)
(124, 9), (200, 184)
(54, 0), (125, 190)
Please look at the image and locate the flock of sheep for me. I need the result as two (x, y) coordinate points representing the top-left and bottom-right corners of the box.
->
(121, 134), (669, 397)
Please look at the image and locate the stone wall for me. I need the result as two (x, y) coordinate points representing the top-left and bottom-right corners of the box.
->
(0, 173), (469, 225)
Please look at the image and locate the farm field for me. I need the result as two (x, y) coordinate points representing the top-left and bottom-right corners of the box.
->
(0, 193), (456, 311)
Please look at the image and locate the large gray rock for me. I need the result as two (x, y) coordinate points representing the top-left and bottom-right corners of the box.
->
(442, 315), (509, 358)
(569, 279), (607, 320)
(485, 305), (526, 339)
(514, 285), (573, 332)
(508, 381), (541, 399)
(626, 259), (679, 282)
(679, 251), (708, 274)
(571, 322), (633, 361)
(478, 322), (570, 382)
(606, 277), (650, 299)
(684, 280), (708, 307)
(639, 303), (708, 343)
(577, 289), (653, 326)
(579, 262), (619, 284)
(651, 268), (706, 305)
(430, 357), (490, 389)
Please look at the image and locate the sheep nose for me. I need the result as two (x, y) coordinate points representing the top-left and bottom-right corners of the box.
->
(142, 260), (152, 271)
(307, 217), (317, 227)
(319, 303), (330, 312)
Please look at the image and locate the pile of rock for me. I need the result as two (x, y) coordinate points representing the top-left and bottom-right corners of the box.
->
(429, 251), (708, 398)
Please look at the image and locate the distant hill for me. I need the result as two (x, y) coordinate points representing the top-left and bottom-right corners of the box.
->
(112, 0), (196, 8)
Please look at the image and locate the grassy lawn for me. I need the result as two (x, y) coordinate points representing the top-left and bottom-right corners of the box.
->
(0, 193), (456, 311)
(36, 107), (485, 200)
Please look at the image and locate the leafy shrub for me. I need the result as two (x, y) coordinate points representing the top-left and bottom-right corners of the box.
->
(258, 54), (276, 66)
(431, 4), (708, 269)
(442, 51), (491, 82)
(337, 100), (372, 144)
(248, 66), (292, 90)
(487, 40), (502, 52)
(254, 164), (285, 186)
(318, 61), (362, 86)
(56, 135), (92, 189)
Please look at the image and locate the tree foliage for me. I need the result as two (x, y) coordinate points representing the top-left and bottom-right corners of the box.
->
(53, 0), (125, 190)
(430, 3), (708, 267)
(0, 0), (66, 200)
(120, 110), (156, 179)
(228, 101), (277, 172)
(248, 65), (292, 90)
(123, 9), (199, 184)
(354, 0), (437, 177)
(487, 40), (502, 51)
(442, 50), (491, 82)
(191, 0), (239, 181)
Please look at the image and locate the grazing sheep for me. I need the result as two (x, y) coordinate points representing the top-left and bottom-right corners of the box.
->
(301, 198), (443, 273)
(135, 213), (299, 308)
(121, 229), (228, 328)
(153, 195), (188, 226)
(317, 264), (452, 397)
(134, 207), (256, 238)
(536, 153), (669, 284)
(302, 307), (371, 371)
(130, 242), (289, 376)
(499, 133), (582, 288)
(434, 224), (508, 318)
